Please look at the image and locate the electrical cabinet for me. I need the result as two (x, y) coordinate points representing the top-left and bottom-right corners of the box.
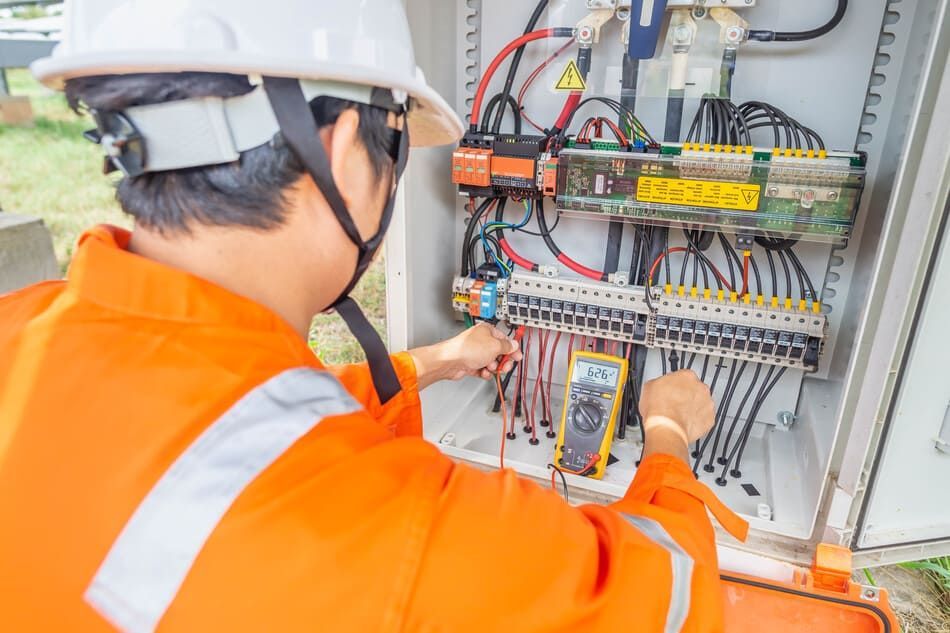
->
(386, 0), (950, 583)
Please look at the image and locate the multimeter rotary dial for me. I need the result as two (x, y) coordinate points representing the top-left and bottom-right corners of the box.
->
(570, 401), (606, 435)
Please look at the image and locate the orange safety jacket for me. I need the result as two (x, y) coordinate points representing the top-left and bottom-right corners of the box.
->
(0, 226), (747, 632)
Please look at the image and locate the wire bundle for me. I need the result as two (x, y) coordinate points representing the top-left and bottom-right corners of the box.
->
(686, 97), (826, 150)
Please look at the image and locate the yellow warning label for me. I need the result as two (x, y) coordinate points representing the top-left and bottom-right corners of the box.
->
(554, 59), (588, 92)
(636, 177), (761, 212)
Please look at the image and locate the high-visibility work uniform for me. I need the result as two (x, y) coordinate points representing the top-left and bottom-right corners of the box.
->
(0, 226), (747, 632)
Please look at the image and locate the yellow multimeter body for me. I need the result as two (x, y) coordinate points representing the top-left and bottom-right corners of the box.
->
(555, 351), (629, 480)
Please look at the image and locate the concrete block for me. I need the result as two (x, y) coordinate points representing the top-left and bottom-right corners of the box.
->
(0, 96), (34, 126)
(0, 213), (59, 295)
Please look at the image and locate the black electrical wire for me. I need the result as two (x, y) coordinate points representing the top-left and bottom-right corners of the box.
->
(726, 367), (788, 477)
(535, 198), (607, 282)
(556, 96), (657, 147)
(669, 351), (680, 373)
(777, 249), (793, 299)
(482, 201), (562, 239)
(720, 48), (737, 98)
(719, 233), (739, 290)
(765, 249), (778, 298)
(461, 198), (498, 276)
(482, 93), (523, 135)
(748, 0), (848, 43)
(703, 360), (747, 473)
(547, 464), (570, 502)
(749, 253), (763, 297)
(716, 363), (763, 467)
(778, 248), (806, 299)
(691, 355), (713, 459)
(787, 249), (817, 301)
(693, 358), (727, 468)
(756, 235), (799, 251)
(491, 0), (548, 134)
(665, 90), (685, 142)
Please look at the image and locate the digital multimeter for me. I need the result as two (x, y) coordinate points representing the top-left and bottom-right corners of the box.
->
(555, 351), (629, 480)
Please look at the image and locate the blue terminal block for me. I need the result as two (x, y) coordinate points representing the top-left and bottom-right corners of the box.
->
(479, 282), (498, 320)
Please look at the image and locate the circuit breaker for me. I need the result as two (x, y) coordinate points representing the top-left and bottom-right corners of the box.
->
(391, 0), (950, 572)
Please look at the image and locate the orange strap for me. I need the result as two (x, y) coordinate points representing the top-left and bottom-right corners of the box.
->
(628, 454), (750, 542)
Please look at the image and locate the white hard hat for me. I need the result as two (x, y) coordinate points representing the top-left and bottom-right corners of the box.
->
(31, 0), (464, 148)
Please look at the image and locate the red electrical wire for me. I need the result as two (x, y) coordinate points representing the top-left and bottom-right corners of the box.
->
(649, 247), (735, 293)
(470, 28), (572, 131)
(496, 372), (509, 470)
(529, 328), (546, 441)
(519, 330), (533, 432)
(553, 92), (582, 132)
(544, 331), (562, 425)
(512, 331), (529, 436)
(518, 40), (576, 133)
(556, 253), (607, 282)
(558, 453), (601, 476)
(498, 238), (538, 272)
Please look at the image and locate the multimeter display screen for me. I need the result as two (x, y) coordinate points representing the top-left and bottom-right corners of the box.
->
(575, 361), (619, 387)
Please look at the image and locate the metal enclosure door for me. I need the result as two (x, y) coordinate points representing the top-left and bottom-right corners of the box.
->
(854, 209), (950, 550)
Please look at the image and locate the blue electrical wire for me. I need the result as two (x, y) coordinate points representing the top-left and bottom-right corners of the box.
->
(480, 200), (533, 277)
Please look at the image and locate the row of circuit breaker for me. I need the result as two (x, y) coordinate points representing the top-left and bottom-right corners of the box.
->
(453, 272), (827, 371)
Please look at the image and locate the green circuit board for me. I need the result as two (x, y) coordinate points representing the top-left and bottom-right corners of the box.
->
(556, 145), (867, 243)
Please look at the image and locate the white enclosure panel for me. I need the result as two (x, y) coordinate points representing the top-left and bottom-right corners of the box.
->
(856, 214), (950, 549)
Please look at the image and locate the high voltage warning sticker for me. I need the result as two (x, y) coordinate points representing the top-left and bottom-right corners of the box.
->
(554, 59), (587, 92)
(636, 177), (761, 212)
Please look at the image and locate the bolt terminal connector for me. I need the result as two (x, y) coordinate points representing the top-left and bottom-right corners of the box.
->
(538, 265), (559, 279)
(576, 25), (595, 45)
(610, 271), (630, 287)
(725, 25), (746, 44)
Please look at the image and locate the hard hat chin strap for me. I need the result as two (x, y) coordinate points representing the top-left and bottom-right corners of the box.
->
(263, 76), (408, 405)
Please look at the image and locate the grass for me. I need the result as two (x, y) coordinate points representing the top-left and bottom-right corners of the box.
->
(901, 557), (950, 615)
(0, 69), (127, 268)
(0, 68), (382, 365)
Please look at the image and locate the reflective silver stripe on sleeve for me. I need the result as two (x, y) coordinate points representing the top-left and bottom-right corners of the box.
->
(85, 368), (361, 633)
(623, 514), (695, 633)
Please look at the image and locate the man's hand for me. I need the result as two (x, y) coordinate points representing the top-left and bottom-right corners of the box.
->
(409, 323), (524, 390)
(638, 370), (715, 463)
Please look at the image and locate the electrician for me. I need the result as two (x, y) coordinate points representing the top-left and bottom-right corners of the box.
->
(0, 1), (747, 631)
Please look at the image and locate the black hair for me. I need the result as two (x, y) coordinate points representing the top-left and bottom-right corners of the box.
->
(65, 72), (394, 234)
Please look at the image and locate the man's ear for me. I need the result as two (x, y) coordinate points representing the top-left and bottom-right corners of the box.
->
(321, 109), (363, 210)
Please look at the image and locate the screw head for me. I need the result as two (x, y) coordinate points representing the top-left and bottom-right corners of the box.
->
(828, 191), (839, 201)
(767, 187), (779, 197)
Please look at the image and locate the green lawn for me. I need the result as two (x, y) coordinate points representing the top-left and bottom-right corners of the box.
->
(0, 68), (383, 365)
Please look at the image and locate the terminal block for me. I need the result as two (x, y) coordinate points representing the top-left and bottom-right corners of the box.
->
(651, 291), (827, 372)
(452, 133), (546, 198)
(503, 273), (652, 344)
(555, 144), (866, 244)
(452, 276), (505, 322)
(452, 273), (828, 371)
